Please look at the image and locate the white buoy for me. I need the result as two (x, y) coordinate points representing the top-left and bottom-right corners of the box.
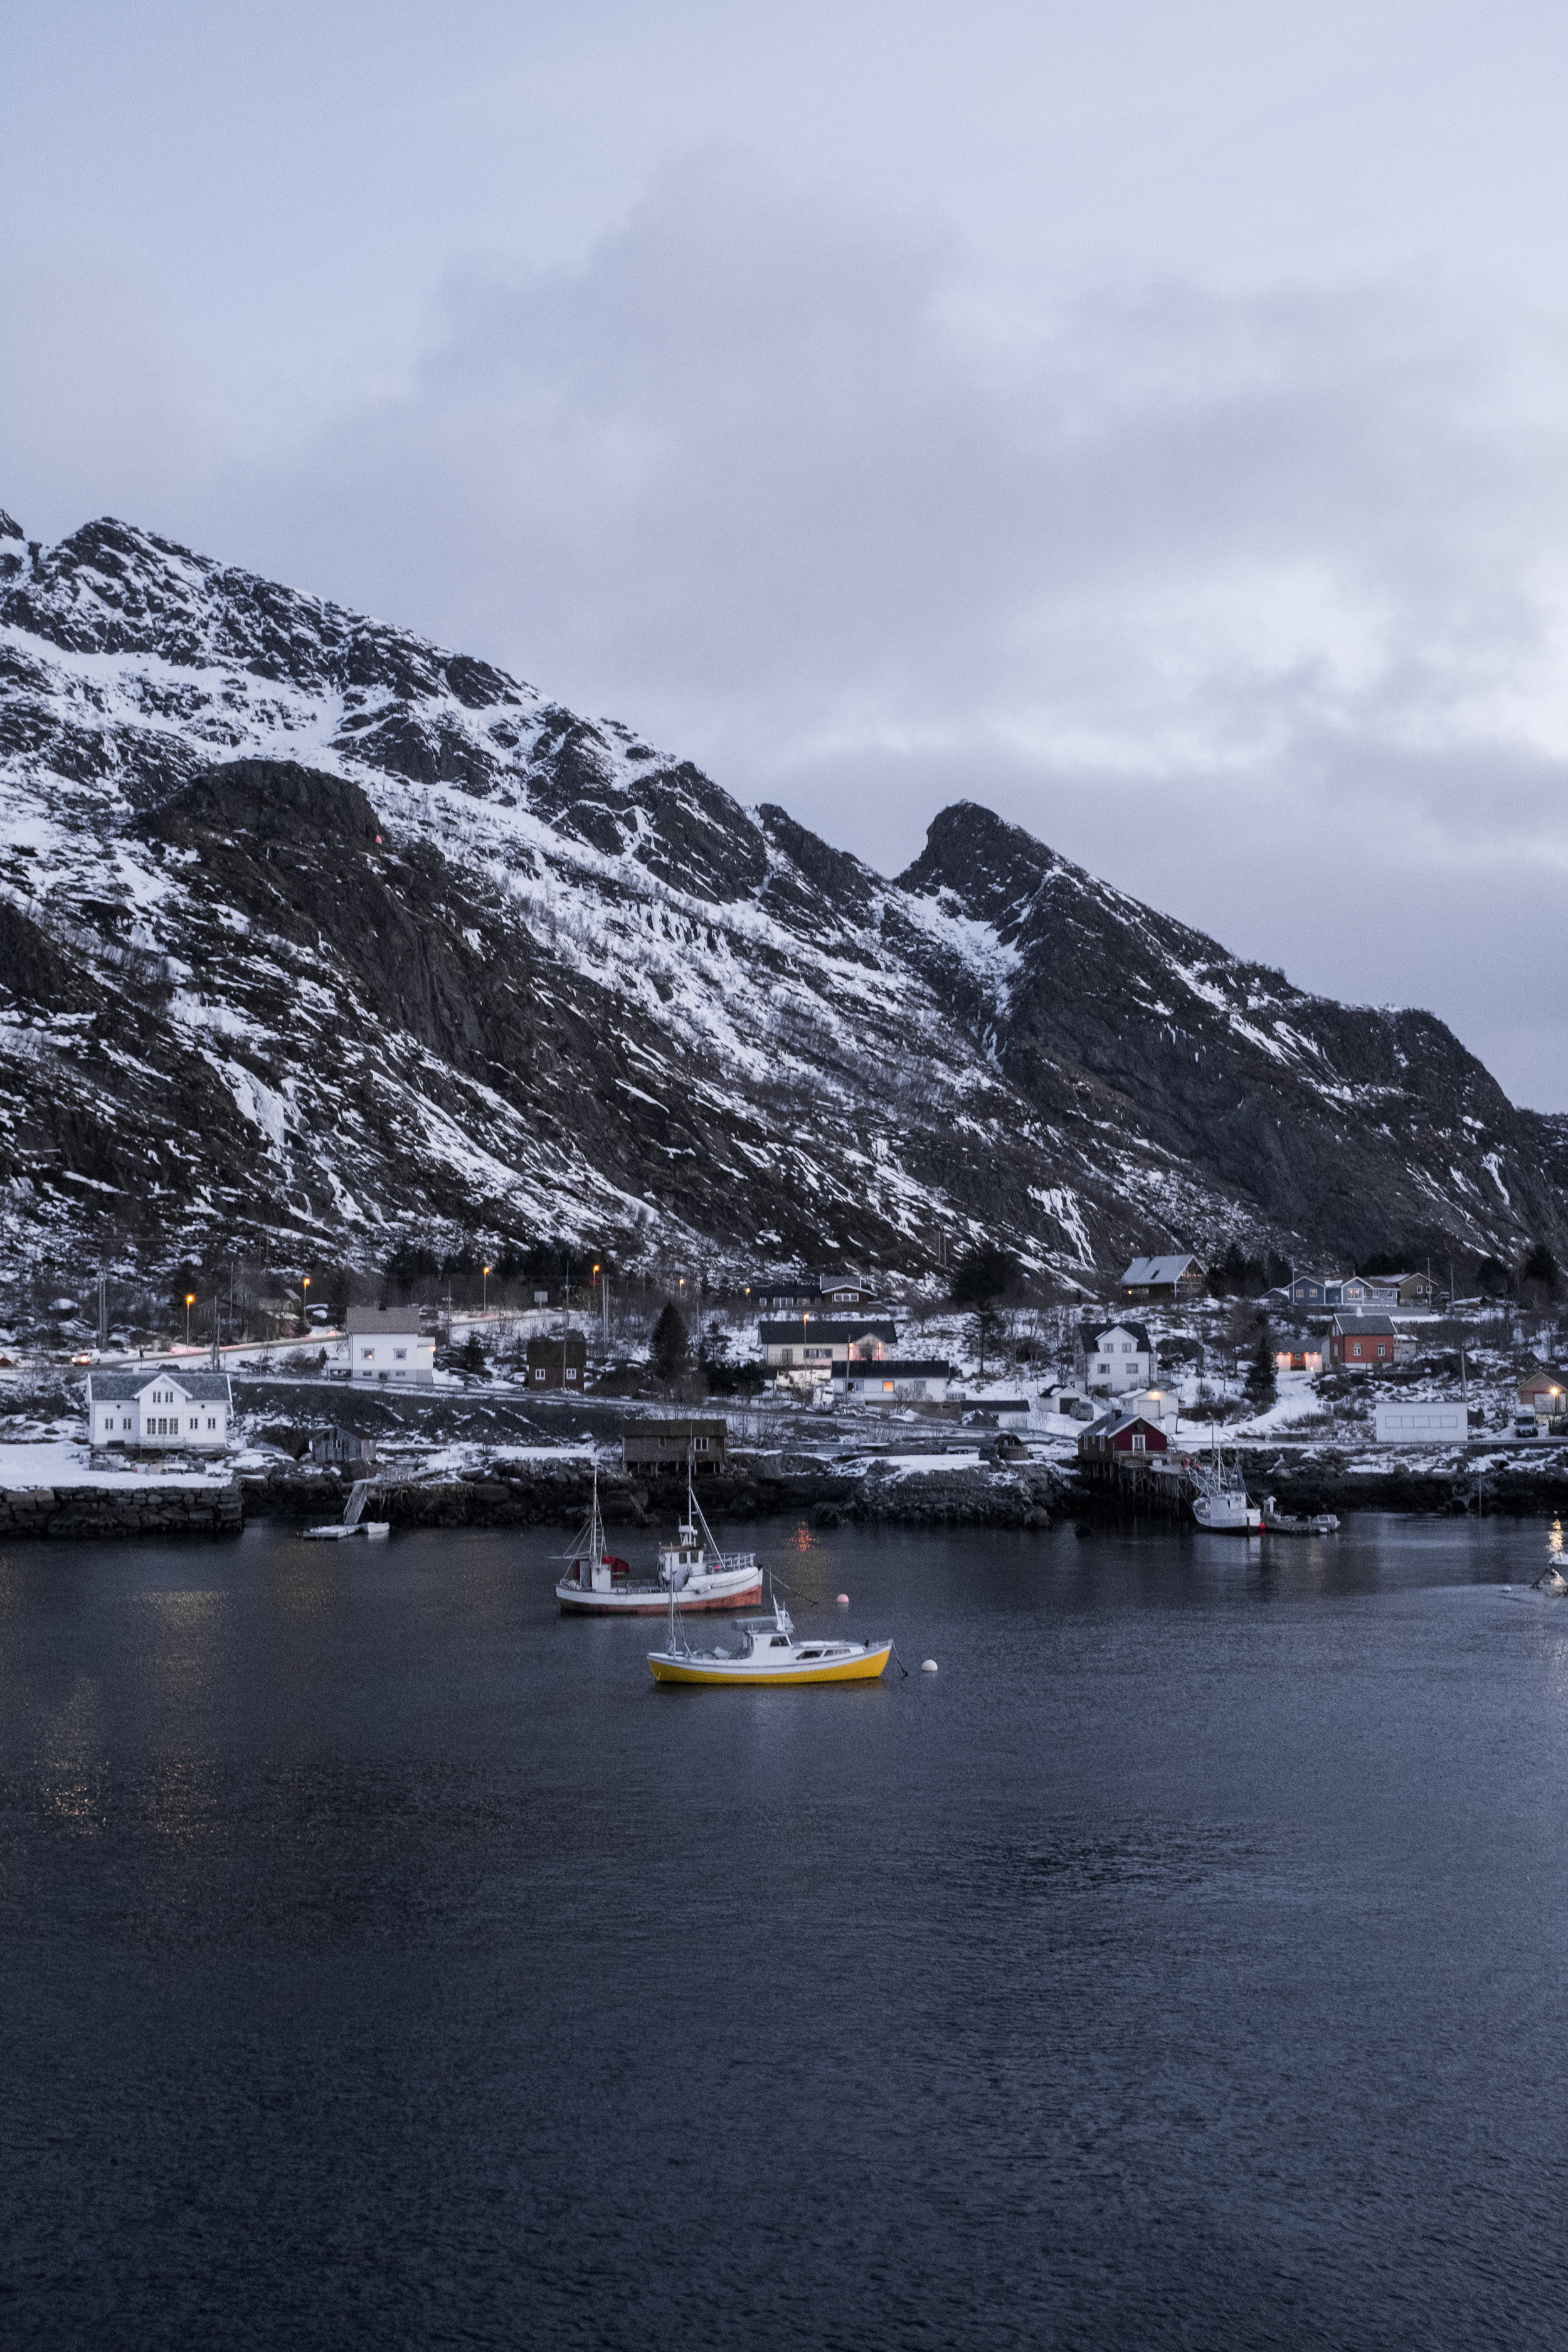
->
(921, 1658), (939, 1673)
(836, 1592), (850, 1606)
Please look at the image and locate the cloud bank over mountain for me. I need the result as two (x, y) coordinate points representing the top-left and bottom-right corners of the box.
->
(5, 3), (1568, 1099)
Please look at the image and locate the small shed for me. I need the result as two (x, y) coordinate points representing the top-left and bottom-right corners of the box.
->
(309, 1428), (379, 1468)
(526, 1330), (588, 1389)
(622, 1419), (728, 1478)
(1518, 1367), (1567, 1421)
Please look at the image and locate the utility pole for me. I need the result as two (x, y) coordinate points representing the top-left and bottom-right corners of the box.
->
(97, 1268), (108, 1350)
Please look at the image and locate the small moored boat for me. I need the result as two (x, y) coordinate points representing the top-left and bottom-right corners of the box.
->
(648, 1596), (893, 1686)
(1261, 1495), (1340, 1535)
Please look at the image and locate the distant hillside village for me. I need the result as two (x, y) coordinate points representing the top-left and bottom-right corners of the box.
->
(8, 1233), (1564, 1475)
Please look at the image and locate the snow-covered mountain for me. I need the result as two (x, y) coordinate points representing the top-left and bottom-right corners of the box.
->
(0, 504), (1561, 1285)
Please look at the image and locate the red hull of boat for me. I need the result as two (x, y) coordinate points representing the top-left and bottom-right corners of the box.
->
(557, 1581), (763, 1616)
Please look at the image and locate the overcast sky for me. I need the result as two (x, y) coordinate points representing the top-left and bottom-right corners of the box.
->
(6, 1), (1568, 1104)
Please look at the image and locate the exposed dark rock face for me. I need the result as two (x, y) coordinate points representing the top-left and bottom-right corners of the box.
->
(0, 509), (1561, 1282)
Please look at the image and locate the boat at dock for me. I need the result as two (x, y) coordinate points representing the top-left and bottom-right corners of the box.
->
(648, 1593), (894, 1686)
(1189, 1434), (1262, 1534)
(555, 1466), (762, 1615)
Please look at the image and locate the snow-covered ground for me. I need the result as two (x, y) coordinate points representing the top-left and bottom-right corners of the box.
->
(0, 1439), (234, 1487)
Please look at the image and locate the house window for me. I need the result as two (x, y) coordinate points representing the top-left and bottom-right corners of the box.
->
(1352, 1343), (1362, 1358)
(393, 1348), (408, 1361)
(884, 1380), (894, 1392)
(207, 1417), (216, 1429)
(1131, 1434), (1146, 1451)
(361, 1348), (374, 1361)
(565, 1367), (578, 1382)
(532, 1367), (546, 1382)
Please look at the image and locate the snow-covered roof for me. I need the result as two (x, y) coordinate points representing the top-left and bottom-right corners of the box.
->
(758, 1318), (898, 1342)
(1078, 1320), (1152, 1353)
(87, 1369), (233, 1401)
(1121, 1256), (1202, 1285)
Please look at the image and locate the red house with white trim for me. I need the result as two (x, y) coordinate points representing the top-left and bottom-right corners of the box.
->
(1326, 1313), (1396, 1370)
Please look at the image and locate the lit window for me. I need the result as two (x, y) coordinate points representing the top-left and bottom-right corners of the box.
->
(361, 1348), (373, 1360)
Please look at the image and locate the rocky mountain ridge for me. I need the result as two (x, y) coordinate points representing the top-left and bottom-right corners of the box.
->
(0, 502), (1560, 1286)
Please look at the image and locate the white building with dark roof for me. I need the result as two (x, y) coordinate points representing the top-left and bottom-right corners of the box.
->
(1074, 1320), (1157, 1396)
(87, 1367), (233, 1451)
(347, 1306), (435, 1384)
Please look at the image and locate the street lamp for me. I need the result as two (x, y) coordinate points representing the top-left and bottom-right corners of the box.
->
(482, 1264), (490, 1314)
(184, 1292), (195, 1347)
(300, 1274), (310, 1333)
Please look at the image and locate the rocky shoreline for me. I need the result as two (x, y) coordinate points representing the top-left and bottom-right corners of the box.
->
(8, 1439), (1568, 1540)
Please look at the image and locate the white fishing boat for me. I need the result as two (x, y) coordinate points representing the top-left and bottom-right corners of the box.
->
(648, 1592), (893, 1686)
(555, 1464), (762, 1615)
(1189, 1433), (1262, 1534)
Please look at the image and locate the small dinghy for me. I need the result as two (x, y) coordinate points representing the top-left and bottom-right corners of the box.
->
(1261, 1495), (1340, 1535)
(649, 1595), (893, 1687)
(1534, 1565), (1568, 1596)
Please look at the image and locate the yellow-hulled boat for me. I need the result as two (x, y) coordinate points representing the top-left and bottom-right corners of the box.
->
(649, 1599), (893, 1687)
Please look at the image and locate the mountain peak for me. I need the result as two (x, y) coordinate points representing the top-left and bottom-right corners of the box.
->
(898, 800), (1062, 936)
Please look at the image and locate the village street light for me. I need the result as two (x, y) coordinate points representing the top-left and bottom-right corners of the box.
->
(482, 1264), (490, 1314)
(184, 1292), (195, 1347)
(300, 1274), (310, 1333)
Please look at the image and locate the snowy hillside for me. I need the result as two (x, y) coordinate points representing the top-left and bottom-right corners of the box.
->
(0, 505), (1561, 1283)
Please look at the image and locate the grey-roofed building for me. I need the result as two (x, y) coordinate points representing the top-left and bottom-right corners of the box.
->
(832, 1357), (954, 1402)
(346, 1305), (435, 1384)
(87, 1365), (233, 1451)
(1121, 1254), (1205, 1301)
(1325, 1313), (1397, 1369)
(759, 1317), (898, 1388)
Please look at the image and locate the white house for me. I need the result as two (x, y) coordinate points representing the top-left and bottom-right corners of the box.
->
(347, 1306), (436, 1384)
(832, 1357), (953, 1403)
(1074, 1320), (1157, 1396)
(87, 1367), (233, 1452)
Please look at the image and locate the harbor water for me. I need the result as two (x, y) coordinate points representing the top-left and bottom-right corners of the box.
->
(5, 1513), (1568, 2348)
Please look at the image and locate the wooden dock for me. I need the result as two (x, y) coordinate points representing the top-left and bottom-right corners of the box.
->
(1074, 1450), (1200, 1521)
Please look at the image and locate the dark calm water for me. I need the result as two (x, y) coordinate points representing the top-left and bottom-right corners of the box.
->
(4, 1513), (1568, 2350)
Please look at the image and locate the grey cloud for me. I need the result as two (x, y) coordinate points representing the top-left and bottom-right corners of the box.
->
(8, 150), (1568, 1103)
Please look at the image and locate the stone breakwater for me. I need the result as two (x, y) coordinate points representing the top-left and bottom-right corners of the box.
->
(240, 1454), (1068, 1532)
(0, 1481), (244, 1538)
